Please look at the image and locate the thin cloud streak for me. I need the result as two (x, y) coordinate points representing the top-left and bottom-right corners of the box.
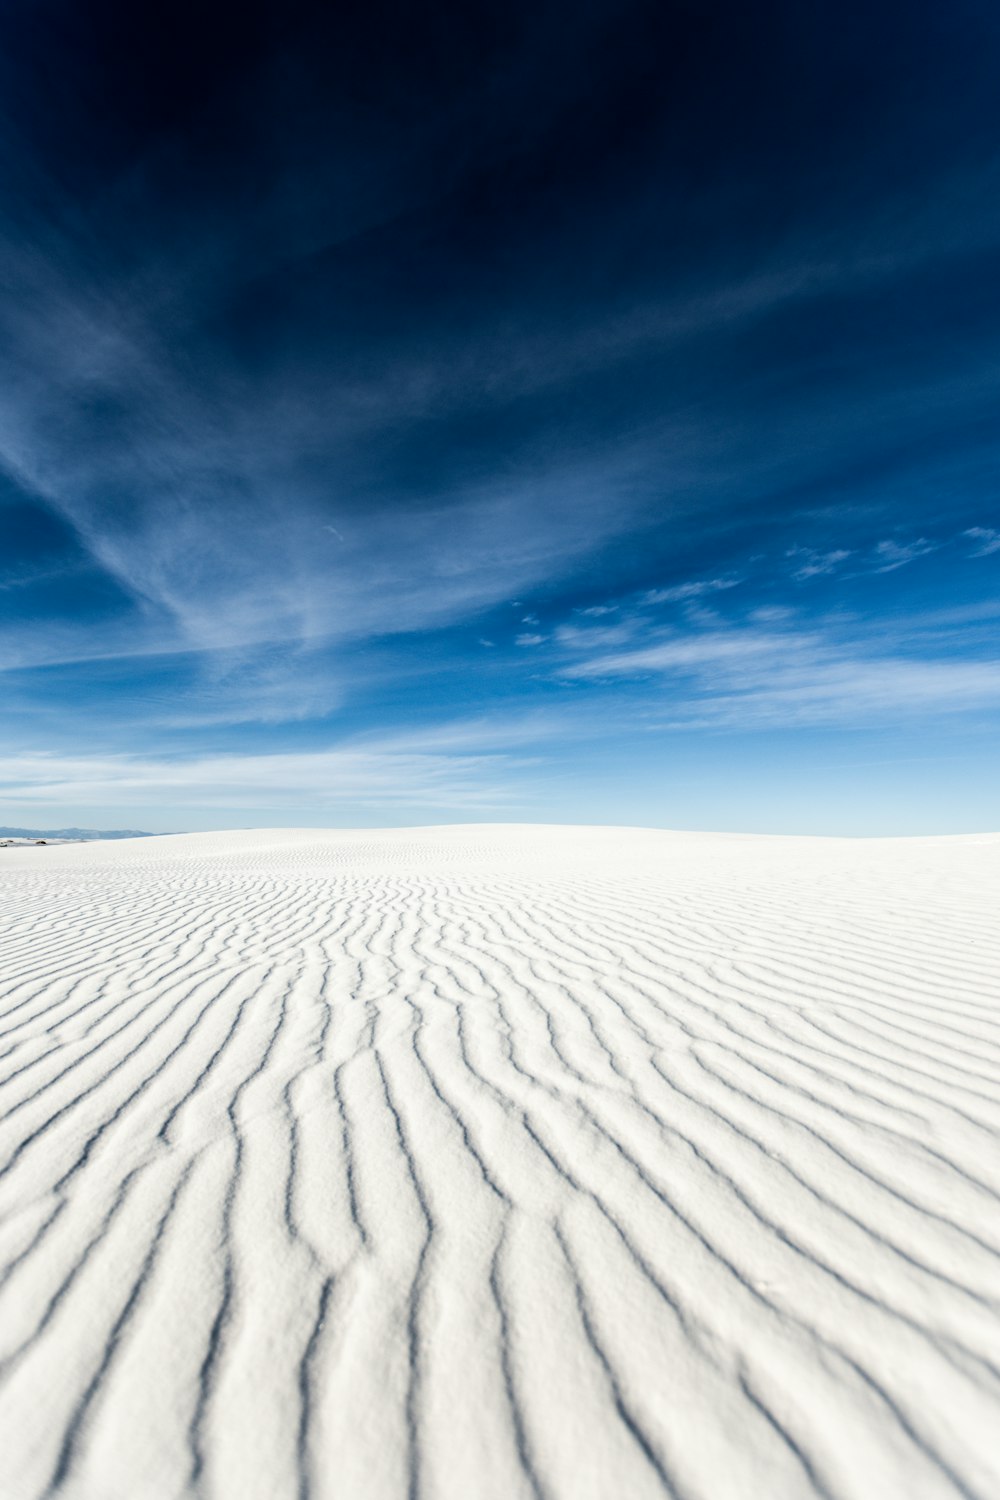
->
(559, 620), (1000, 729)
(0, 745), (538, 812)
(965, 527), (1000, 557)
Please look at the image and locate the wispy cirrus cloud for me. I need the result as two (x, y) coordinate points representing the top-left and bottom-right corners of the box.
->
(787, 547), (852, 581)
(556, 612), (1000, 730)
(0, 716), (555, 814)
(554, 622), (634, 650)
(641, 577), (741, 604)
(872, 537), (936, 572)
(964, 526), (1000, 557)
(562, 628), (815, 681)
(664, 656), (1000, 730)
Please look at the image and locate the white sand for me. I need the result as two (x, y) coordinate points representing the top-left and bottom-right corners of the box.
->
(1, 825), (998, 1500)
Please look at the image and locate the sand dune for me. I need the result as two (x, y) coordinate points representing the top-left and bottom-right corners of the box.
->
(1, 825), (998, 1499)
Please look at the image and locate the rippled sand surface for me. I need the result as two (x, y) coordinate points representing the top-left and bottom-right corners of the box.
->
(1, 826), (998, 1499)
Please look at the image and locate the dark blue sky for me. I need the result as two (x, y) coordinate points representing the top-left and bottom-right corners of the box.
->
(2, 0), (999, 831)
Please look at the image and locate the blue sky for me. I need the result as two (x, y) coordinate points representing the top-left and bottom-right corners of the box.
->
(2, 0), (999, 833)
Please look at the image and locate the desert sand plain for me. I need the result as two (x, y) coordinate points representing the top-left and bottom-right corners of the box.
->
(0, 826), (998, 1499)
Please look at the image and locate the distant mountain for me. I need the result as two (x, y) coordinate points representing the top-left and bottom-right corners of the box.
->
(0, 827), (153, 841)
